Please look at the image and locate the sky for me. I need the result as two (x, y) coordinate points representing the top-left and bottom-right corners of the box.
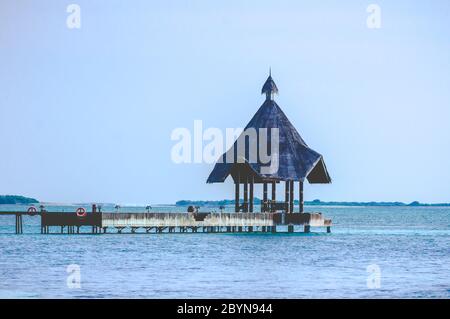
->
(0, 0), (450, 204)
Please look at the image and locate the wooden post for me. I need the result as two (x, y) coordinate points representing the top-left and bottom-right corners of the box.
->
(15, 214), (23, 234)
(271, 181), (276, 212)
(299, 181), (304, 213)
(290, 180), (294, 213)
(263, 182), (268, 212)
(235, 180), (240, 212)
(285, 181), (290, 212)
(243, 176), (248, 212)
(249, 176), (254, 213)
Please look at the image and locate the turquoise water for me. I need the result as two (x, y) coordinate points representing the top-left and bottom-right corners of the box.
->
(0, 205), (449, 298)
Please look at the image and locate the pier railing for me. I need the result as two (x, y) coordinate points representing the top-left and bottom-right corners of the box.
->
(101, 212), (275, 228)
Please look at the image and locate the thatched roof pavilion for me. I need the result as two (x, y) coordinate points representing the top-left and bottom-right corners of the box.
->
(207, 73), (331, 213)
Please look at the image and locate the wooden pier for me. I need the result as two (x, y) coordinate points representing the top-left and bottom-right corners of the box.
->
(0, 206), (332, 235)
(0, 75), (335, 236)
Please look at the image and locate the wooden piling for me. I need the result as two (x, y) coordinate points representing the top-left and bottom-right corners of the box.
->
(285, 181), (290, 212)
(304, 225), (310, 233)
(263, 182), (268, 212)
(15, 214), (22, 234)
(243, 177), (248, 212)
(271, 181), (276, 212)
(299, 181), (304, 213)
(235, 181), (240, 212)
(249, 176), (254, 213)
(15, 214), (23, 234)
(289, 180), (294, 213)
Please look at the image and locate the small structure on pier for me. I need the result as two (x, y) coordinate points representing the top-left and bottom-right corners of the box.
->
(207, 73), (331, 213)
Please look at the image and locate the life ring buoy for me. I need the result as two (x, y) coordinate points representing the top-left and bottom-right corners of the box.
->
(27, 206), (37, 216)
(76, 207), (87, 218)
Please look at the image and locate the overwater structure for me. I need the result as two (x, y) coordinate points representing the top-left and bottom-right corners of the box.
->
(208, 73), (331, 215)
(2, 74), (332, 234)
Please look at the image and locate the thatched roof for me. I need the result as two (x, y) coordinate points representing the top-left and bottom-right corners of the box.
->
(207, 75), (331, 184)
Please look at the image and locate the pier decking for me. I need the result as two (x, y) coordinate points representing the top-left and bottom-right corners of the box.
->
(0, 209), (332, 234)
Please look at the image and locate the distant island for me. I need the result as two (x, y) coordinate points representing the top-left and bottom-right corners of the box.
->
(0, 195), (39, 205)
(176, 199), (450, 207)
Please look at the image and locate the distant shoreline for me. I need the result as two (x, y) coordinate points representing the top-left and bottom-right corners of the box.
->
(1, 195), (449, 208)
(0, 195), (38, 205)
(176, 199), (450, 207)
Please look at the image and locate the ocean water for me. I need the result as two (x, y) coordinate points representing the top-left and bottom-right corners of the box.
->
(0, 204), (449, 298)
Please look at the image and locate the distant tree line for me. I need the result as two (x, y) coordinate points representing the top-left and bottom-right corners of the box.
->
(0, 195), (39, 204)
(176, 199), (450, 207)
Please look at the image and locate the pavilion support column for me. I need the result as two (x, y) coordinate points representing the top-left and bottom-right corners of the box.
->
(249, 176), (254, 213)
(263, 182), (268, 212)
(290, 180), (294, 213)
(271, 182), (276, 212)
(299, 181), (304, 213)
(285, 181), (290, 212)
(243, 176), (248, 213)
(235, 181), (240, 212)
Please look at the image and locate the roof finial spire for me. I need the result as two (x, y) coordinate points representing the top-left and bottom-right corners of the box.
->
(261, 69), (278, 101)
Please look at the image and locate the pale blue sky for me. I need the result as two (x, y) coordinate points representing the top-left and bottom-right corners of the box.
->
(1, 0), (449, 204)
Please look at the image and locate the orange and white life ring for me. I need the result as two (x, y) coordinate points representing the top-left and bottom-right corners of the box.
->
(76, 207), (87, 218)
(27, 206), (37, 216)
